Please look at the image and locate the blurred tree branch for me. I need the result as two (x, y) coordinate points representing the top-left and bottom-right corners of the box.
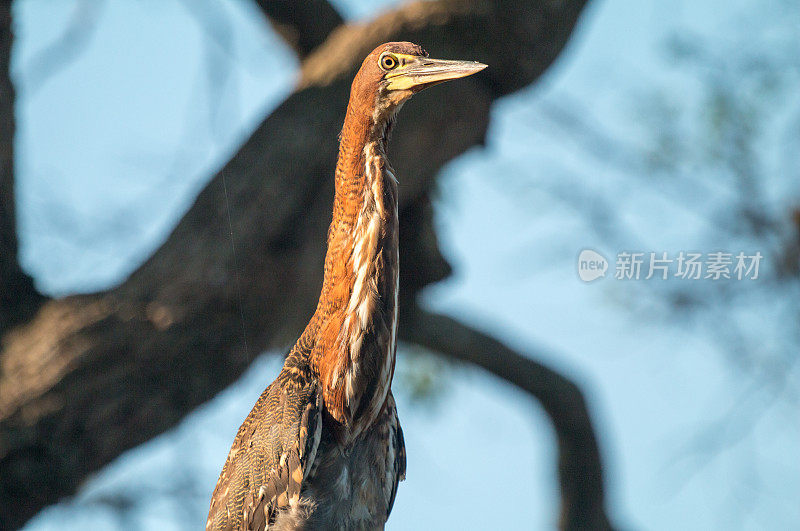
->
(0, 0), (611, 529)
(253, 0), (344, 58)
(401, 306), (612, 530)
(0, 4), (42, 332)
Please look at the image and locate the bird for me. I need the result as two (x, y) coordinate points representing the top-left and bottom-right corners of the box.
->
(206, 42), (486, 530)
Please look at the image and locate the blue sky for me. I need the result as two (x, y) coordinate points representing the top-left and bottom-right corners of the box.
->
(12, 0), (799, 529)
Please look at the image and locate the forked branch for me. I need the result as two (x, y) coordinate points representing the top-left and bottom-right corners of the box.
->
(401, 306), (613, 530)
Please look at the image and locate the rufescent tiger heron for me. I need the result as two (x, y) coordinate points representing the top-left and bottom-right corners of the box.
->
(206, 42), (486, 530)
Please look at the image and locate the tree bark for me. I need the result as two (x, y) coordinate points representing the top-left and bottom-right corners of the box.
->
(0, 4), (42, 333)
(0, 0), (606, 528)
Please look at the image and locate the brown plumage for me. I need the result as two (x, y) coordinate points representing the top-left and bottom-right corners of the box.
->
(207, 42), (486, 530)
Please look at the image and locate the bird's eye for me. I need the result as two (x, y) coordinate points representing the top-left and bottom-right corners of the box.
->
(380, 54), (398, 71)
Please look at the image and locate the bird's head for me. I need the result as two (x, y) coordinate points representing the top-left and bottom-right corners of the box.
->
(350, 42), (487, 127)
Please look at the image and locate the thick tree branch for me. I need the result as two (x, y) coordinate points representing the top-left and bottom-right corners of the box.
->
(252, 0), (344, 58)
(0, 5), (43, 333)
(400, 307), (612, 530)
(0, 0), (593, 527)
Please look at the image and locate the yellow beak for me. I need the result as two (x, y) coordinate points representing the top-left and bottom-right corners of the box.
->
(385, 56), (487, 91)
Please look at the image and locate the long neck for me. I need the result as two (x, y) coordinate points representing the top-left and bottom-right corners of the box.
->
(308, 99), (400, 437)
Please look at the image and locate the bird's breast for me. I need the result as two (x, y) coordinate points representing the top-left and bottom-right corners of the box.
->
(292, 395), (403, 529)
